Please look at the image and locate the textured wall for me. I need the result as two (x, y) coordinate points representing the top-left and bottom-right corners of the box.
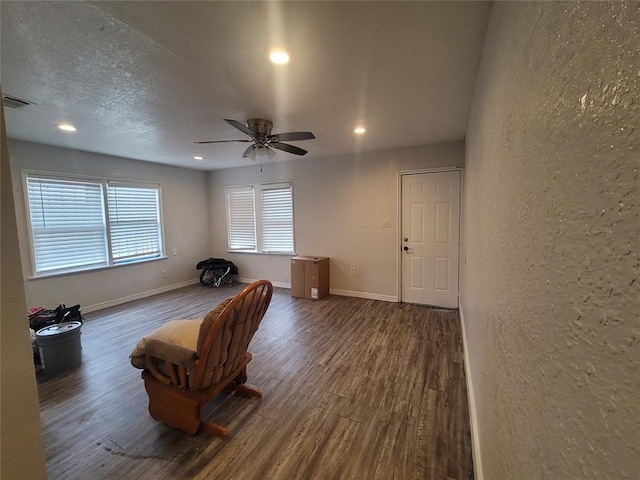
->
(461, 2), (639, 479)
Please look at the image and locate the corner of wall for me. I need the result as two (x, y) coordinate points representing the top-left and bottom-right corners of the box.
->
(1, 88), (48, 479)
(458, 305), (483, 480)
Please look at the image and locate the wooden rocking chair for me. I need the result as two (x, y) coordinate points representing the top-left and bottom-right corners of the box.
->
(130, 280), (273, 436)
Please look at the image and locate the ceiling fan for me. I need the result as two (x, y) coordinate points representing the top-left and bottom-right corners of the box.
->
(195, 118), (316, 160)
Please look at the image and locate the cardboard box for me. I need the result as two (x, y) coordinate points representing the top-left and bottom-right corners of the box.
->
(290, 257), (306, 299)
(291, 256), (330, 300)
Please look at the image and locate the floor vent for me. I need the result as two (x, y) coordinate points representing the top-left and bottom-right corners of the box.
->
(2, 95), (36, 109)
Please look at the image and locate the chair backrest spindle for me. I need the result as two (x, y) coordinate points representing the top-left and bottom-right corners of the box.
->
(191, 280), (272, 390)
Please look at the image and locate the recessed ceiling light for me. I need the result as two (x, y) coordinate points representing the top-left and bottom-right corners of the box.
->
(354, 126), (366, 135)
(194, 156), (204, 161)
(269, 49), (290, 65)
(57, 123), (77, 132)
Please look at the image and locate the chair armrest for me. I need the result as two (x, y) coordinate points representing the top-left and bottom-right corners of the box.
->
(135, 339), (198, 389)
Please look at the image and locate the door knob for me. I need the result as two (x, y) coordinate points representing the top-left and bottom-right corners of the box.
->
(403, 246), (409, 251)
(403, 237), (408, 242)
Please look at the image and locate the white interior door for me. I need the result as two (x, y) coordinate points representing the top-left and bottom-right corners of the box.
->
(401, 171), (460, 308)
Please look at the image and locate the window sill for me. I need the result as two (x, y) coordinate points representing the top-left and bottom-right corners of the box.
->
(27, 255), (169, 280)
(226, 250), (296, 256)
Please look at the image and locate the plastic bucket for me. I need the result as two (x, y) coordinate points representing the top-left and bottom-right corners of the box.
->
(36, 321), (82, 376)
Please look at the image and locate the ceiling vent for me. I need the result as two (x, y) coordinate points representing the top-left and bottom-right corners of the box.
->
(2, 95), (36, 109)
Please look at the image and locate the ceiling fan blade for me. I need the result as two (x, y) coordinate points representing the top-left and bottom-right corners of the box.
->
(225, 118), (255, 137)
(272, 142), (308, 156)
(194, 139), (252, 144)
(271, 131), (316, 142)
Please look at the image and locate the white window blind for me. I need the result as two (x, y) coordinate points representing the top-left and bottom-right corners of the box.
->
(225, 182), (295, 254)
(260, 184), (294, 253)
(107, 183), (162, 263)
(226, 186), (257, 250)
(26, 175), (107, 273)
(25, 173), (164, 277)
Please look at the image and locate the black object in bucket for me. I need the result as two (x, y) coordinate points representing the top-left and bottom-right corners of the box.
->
(36, 321), (82, 377)
(28, 304), (83, 331)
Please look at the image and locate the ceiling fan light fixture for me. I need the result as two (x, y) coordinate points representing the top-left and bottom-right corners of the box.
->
(245, 146), (257, 161)
(265, 146), (277, 159)
(254, 144), (276, 159)
(354, 126), (366, 135)
(269, 49), (290, 65)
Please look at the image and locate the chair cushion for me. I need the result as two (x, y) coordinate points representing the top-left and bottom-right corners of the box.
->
(130, 296), (234, 372)
(130, 318), (202, 369)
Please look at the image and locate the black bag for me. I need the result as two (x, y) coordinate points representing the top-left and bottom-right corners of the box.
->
(29, 304), (83, 331)
(196, 257), (239, 274)
(196, 258), (238, 287)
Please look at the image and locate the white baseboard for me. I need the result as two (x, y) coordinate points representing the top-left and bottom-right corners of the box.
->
(238, 277), (291, 289)
(329, 288), (398, 303)
(459, 306), (483, 480)
(83, 278), (200, 313)
(238, 280), (398, 303)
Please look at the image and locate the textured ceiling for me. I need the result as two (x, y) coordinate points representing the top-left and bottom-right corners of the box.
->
(1, 1), (491, 170)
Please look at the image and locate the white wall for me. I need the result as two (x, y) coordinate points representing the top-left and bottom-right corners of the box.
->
(208, 142), (464, 300)
(1, 92), (47, 479)
(462, 2), (639, 479)
(9, 140), (211, 310)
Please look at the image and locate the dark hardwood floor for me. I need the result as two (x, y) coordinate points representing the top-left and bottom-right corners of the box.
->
(36, 284), (474, 480)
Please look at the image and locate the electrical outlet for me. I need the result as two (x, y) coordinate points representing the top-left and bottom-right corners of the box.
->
(349, 266), (355, 275)
(161, 270), (167, 278)
(382, 219), (390, 228)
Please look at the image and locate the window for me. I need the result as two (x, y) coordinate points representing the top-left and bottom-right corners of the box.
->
(226, 186), (257, 251)
(26, 176), (107, 273)
(107, 183), (162, 263)
(225, 182), (294, 254)
(25, 173), (164, 276)
(260, 185), (294, 253)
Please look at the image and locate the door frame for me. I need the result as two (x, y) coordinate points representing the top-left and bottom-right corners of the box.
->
(396, 167), (464, 305)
